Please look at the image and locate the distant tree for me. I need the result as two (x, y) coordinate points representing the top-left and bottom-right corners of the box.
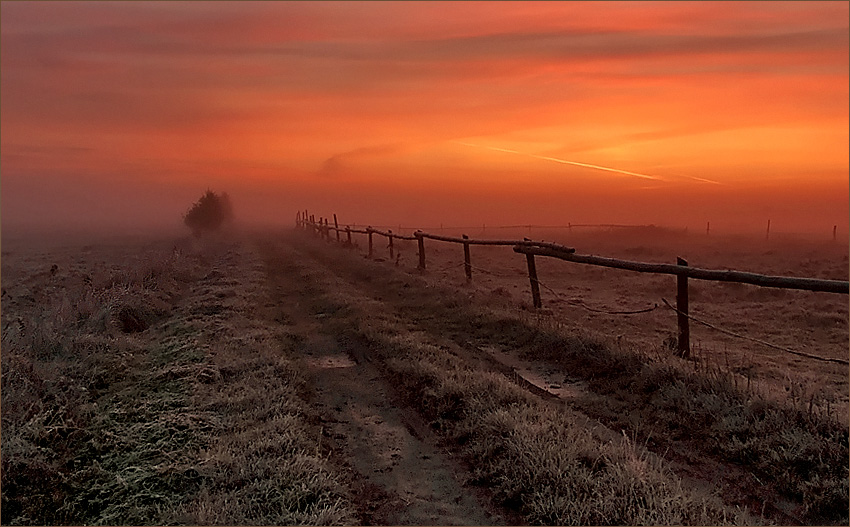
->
(183, 190), (233, 236)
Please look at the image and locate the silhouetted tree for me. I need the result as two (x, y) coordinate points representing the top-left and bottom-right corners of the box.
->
(183, 190), (233, 236)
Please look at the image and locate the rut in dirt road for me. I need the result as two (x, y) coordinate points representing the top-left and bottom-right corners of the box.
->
(259, 243), (512, 526)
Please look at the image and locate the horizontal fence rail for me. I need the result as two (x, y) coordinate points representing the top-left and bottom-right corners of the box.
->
(312, 223), (579, 252)
(294, 210), (849, 365)
(513, 245), (849, 294)
(416, 232), (577, 251)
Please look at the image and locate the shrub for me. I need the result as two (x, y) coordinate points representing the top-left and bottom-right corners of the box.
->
(183, 190), (233, 236)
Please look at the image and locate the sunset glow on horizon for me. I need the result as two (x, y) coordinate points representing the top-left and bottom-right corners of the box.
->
(2, 1), (848, 237)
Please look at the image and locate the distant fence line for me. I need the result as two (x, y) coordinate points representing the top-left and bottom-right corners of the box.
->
(312, 223), (676, 232)
(299, 220), (843, 240)
(295, 210), (849, 365)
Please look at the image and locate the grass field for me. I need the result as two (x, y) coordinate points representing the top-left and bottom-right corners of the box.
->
(1, 235), (354, 525)
(1, 227), (847, 525)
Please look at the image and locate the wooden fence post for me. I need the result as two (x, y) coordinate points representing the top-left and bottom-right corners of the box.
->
(676, 257), (690, 358)
(296, 211), (301, 228)
(388, 230), (394, 259)
(766, 219), (771, 241)
(524, 239), (542, 308)
(416, 231), (425, 271)
(833, 225), (837, 242)
(346, 226), (352, 246)
(463, 234), (472, 281)
(706, 222), (710, 236)
(367, 227), (373, 258)
(310, 215), (316, 235)
(334, 214), (340, 242)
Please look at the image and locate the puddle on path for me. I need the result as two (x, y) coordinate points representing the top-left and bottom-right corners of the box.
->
(305, 354), (357, 369)
(480, 345), (587, 400)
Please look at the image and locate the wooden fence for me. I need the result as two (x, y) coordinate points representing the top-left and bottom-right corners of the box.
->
(295, 210), (849, 363)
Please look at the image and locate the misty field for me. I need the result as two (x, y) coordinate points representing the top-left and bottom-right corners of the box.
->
(1, 228), (847, 526)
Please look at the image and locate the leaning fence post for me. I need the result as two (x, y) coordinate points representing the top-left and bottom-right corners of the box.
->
(346, 226), (352, 246)
(524, 239), (542, 308)
(416, 231), (426, 271)
(334, 214), (340, 242)
(388, 230), (394, 259)
(462, 234), (472, 281)
(367, 227), (374, 258)
(676, 257), (690, 358)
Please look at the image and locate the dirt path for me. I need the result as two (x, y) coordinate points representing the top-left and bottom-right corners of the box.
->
(257, 242), (512, 526)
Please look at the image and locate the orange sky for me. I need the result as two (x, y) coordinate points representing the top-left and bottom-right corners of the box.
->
(1, 1), (848, 237)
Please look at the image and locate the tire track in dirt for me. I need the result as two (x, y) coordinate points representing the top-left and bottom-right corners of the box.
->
(256, 239), (513, 526)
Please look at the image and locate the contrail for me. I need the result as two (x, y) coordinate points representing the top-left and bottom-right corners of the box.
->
(455, 141), (662, 181)
(682, 174), (723, 185)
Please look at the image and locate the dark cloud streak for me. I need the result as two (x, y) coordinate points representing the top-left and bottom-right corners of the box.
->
(317, 144), (404, 178)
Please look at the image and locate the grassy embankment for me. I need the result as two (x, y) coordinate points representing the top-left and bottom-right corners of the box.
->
(1, 237), (354, 525)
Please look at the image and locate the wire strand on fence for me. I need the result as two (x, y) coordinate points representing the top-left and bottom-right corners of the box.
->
(536, 278), (660, 315)
(430, 261), (469, 274)
(457, 261), (659, 316)
(465, 262), (523, 279)
(660, 298), (849, 366)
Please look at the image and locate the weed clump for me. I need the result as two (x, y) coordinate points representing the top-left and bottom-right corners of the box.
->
(114, 305), (151, 333)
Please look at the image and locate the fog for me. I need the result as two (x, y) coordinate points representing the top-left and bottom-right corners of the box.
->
(2, 170), (847, 247)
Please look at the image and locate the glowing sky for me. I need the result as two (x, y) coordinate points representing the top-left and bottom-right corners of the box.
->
(1, 1), (848, 235)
